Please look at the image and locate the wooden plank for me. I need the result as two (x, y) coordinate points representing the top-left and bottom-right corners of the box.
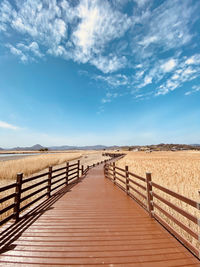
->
(0, 164), (199, 266)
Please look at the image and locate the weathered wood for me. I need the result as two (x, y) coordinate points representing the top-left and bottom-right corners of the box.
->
(125, 166), (129, 195)
(66, 162), (69, 185)
(47, 166), (52, 198)
(146, 173), (153, 218)
(81, 165), (84, 176)
(152, 181), (199, 208)
(77, 160), (80, 179)
(14, 173), (23, 222)
(113, 162), (116, 183)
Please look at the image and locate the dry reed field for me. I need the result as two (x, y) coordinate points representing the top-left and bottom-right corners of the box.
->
(0, 152), (82, 182)
(115, 151), (200, 251)
(0, 151), (109, 223)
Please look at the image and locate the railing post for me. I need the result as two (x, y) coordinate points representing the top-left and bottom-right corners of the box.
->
(113, 162), (116, 183)
(14, 173), (23, 222)
(47, 166), (52, 198)
(81, 165), (84, 176)
(66, 162), (69, 185)
(125, 166), (129, 195)
(146, 172), (154, 218)
(77, 160), (80, 180)
(104, 164), (107, 177)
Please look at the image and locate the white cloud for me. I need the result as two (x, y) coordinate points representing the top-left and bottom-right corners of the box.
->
(17, 42), (43, 58)
(137, 74), (152, 88)
(7, 41), (43, 62)
(132, 0), (196, 60)
(91, 55), (127, 73)
(161, 58), (176, 72)
(0, 0), (14, 31)
(6, 44), (28, 62)
(0, 121), (19, 130)
(185, 54), (200, 65)
(101, 92), (118, 103)
(185, 85), (200, 96)
(71, 0), (131, 70)
(95, 74), (129, 87)
(133, 0), (149, 7)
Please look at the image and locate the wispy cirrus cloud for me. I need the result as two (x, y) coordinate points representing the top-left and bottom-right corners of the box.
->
(1, 0), (200, 100)
(7, 41), (43, 62)
(185, 85), (200, 96)
(0, 121), (19, 130)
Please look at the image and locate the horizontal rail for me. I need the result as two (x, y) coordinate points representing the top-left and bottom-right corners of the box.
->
(68, 162), (78, 168)
(68, 170), (78, 177)
(0, 203), (15, 215)
(115, 181), (127, 193)
(68, 175), (78, 182)
(0, 193), (16, 204)
(21, 185), (48, 203)
(115, 176), (126, 184)
(51, 171), (66, 179)
(22, 172), (49, 184)
(20, 192), (48, 212)
(52, 166), (66, 173)
(152, 182), (199, 209)
(115, 165), (126, 172)
(115, 170), (126, 178)
(152, 192), (198, 224)
(129, 192), (147, 210)
(0, 183), (16, 192)
(153, 203), (198, 240)
(51, 176), (66, 187)
(129, 178), (146, 191)
(0, 214), (15, 227)
(21, 179), (48, 193)
(104, 158), (200, 259)
(105, 171), (113, 177)
(154, 213), (199, 258)
(129, 185), (146, 199)
(51, 181), (66, 192)
(129, 171), (146, 182)
(68, 166), (78, 173)
(0, 158), (111, 227)
(105, 166), (113, 172)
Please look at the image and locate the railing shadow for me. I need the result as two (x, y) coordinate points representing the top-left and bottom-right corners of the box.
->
(0, 177), (85, 253)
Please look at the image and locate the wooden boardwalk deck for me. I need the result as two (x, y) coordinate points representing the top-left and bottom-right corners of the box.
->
(0, 164), (200, 266)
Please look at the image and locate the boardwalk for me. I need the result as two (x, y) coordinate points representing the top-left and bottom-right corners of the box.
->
(0, 164), (200, 266)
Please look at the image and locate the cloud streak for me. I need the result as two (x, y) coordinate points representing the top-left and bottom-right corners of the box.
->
(0, 121), (19, 130)
(1, 0), (200, 100)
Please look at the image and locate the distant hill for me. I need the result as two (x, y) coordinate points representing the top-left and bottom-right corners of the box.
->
(9, 144), (45, 151)
(191, 144), (200, 147)
(0, 147), (4, 150)
(1, 143), (200, 151)
(1, 144), (119, 151)
(48, 145), (118, 150)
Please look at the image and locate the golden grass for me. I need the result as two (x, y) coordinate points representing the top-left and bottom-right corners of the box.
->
(0, 153), (82, 223)
(0, 153), (81, 182)
(0, 151), (109, 224)
(115, 151), (200, 251)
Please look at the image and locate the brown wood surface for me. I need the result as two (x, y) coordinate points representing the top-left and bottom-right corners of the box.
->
(0, 164), (199, 266)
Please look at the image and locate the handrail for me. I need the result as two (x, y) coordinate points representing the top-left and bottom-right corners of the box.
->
(0, 156), (114, 227)
(151, 181), (199, 208)
(104, 160), (200, 259)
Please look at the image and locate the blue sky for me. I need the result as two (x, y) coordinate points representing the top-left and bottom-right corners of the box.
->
(0, 0), (200, 147)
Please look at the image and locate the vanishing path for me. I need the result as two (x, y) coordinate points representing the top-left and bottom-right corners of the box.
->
(0, 164), (199, 266)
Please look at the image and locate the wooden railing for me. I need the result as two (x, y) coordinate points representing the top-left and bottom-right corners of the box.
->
(0, 158), (115, 227)
(104, 161), (200, 259)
